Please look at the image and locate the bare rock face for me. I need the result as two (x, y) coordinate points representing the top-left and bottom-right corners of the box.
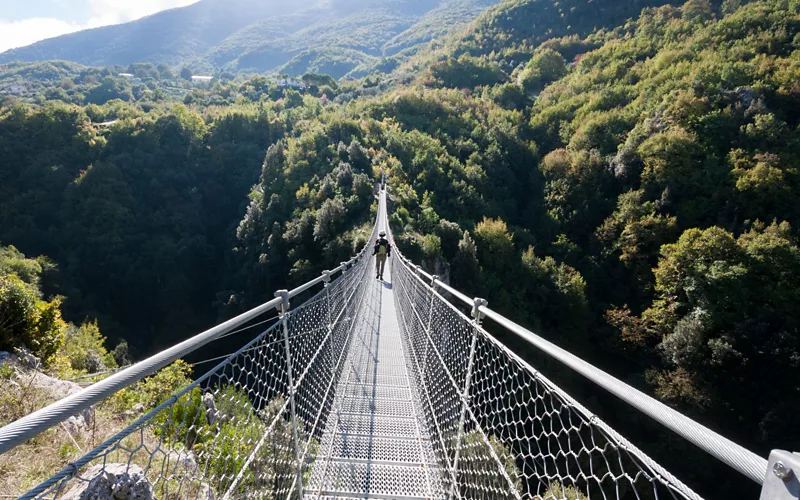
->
(23, 369), (95, 425)
(61, 463), (155, 500)
(2, 350), (96, 426)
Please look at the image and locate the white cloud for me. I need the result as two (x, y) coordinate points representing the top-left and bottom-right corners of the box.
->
(0, 18), (83, 53)
(0, 0), (200, 53)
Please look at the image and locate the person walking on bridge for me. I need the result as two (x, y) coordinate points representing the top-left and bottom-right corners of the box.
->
(374, 230), (391, 280)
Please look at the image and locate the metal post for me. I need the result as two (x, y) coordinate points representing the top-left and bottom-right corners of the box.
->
(448, 297), (487, 500)
(276, 289), (303, 496)
(760, 450), (800, 499)
(323, 270), (332, 332)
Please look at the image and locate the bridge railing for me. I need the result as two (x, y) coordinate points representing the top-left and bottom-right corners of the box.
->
(383, 200), (770, 497)
(2, 194), (383, 499)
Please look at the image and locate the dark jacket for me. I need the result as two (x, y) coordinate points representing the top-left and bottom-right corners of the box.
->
(373, 237), (392, 257)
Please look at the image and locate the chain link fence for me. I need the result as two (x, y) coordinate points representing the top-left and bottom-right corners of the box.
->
(391, 254), (704, 500)
(19, 238), (373, 499)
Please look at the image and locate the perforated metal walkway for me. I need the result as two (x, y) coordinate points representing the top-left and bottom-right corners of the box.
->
(306, 262), (444, 499)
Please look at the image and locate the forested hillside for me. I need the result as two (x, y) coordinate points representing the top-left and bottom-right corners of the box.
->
(0, 0), (498, 78)
(1, 0), (799, 497)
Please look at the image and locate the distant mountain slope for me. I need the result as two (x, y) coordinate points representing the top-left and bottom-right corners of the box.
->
(0, 0), (294, 67)
(383, 0), (498, 55)
(0, 0), (500, 77)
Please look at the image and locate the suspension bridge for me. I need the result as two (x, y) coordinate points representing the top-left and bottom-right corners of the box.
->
(0, 187), (796, 499)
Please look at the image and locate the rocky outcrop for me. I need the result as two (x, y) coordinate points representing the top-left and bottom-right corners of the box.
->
(61, 464), (155, 500)
(0, 350), (95, 426)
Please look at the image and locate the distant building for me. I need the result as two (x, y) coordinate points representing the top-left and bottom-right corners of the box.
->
(118, 73), (142, 83)
(191, 75), (214, 83)
(277, 78), (305, 89)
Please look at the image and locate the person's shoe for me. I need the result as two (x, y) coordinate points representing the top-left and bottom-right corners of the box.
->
(376, 274), (380, 279)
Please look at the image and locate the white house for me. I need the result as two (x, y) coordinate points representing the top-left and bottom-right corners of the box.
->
(277, 78), (305, 89)
(191, 75), (214, 84)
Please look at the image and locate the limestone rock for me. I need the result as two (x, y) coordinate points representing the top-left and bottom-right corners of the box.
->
(13, 347), (41, 370)
(121, 402), (147, 420)
(197, 482), (216, 500)
(17, 366), (95, 425)
(62, 415), (88, 434)
(202, 393), (218, 426)
(166, 449), (198, 474)
(61, 463), (155, 500)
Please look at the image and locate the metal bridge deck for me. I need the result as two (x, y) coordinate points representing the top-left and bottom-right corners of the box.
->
(306, 262), (444, 499)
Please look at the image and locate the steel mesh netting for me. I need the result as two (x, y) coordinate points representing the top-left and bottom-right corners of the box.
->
(391, 255), (702, 500)
(23, 250), (373, 500)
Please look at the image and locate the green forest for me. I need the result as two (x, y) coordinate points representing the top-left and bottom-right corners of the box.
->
(1, 0), (799, 497)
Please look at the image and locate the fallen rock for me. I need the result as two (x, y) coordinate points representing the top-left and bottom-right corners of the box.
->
(121, 402), (147, 421)
(14, 347), (41, 370)
(166, 449), (198, 474)
(202, 393), (218, 426)
(197, 482), (216, 500)
(61, 463), (155, 500)
(62, 415), (88, 435)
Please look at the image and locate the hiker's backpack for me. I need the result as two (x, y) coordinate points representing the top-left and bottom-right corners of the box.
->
(377, 240), (388, 255)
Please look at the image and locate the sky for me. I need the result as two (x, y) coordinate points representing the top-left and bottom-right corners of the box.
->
(0, 0), (200, 53)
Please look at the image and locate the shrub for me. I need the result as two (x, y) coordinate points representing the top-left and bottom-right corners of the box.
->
(61, 320), (116, 374)
(109, 360), (193, 412)
(451, 431), (522, 498)
(0, 275), (65, 364)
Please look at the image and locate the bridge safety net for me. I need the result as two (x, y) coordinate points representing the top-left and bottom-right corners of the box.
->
(1, 188), (734, 500)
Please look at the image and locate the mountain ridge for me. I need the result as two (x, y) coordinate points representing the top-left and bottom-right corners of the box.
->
(0, 0), (499, 78)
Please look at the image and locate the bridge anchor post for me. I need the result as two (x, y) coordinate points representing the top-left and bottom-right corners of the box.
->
(448, 296), (487, 500)
(275, 289), (304, 496)
(760, 450), (800, 500)
(323, 270), (332, 333)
